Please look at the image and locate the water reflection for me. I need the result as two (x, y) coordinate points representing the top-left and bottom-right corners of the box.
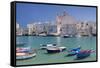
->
(56, 37), (61, 46)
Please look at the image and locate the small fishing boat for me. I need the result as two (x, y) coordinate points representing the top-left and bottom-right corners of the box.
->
(40, 44), (56, 49)
(16, 47), (32, 53)
(76, 50), (95, 59)
(16, 52), (36, 60)
(70, 46), (81, 52)
(62, 35), (73, 38)
(46, 45), (66, 53)
(40, 44), (66, 53)
(66, 46), (81, 57)
(16, 47), (36, 60)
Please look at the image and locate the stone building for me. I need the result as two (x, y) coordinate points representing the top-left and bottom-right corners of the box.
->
(56, 11), (77, 36)
(76, 21), (96, 37)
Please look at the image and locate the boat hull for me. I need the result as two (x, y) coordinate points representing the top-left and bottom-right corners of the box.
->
(47, 49), (60, 53)
(47, 48), (66, 53)
(16, 53), (36, 60)
(77, 53), (90, 59)
(76, 50), (91, 59)
(66, 52), (77, 57)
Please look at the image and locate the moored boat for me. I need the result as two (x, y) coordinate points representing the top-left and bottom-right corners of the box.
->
(63, 35), (71, 38)
(46, 44), (66, 53)
(16, 47), (36, 60)
(47, 47), (60, 53)
(76, 50), (95, 59)
(70, 46), (81, 52)
(62, 35), (74, 38)
(40, 44), (56, 49)
(16, 52), (36, 60)
(66, 46), (81, 57)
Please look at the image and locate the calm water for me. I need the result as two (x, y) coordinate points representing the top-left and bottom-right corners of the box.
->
(16, 36), (96, 65)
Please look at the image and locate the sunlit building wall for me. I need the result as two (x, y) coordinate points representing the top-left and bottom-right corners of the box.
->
(16, 23), (23, 35)
(56, 11), (78, 36)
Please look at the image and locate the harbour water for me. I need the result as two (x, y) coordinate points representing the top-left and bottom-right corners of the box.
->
(16, 36), (96, 65)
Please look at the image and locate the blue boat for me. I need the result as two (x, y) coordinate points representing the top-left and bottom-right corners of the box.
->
(66, 46), (81, 57)
(70, 46), (81, 52)
(76, 50), (95, 59)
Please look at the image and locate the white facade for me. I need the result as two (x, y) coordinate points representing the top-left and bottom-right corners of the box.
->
(27, 23), (36, 35)
(16, 23), (23, 35)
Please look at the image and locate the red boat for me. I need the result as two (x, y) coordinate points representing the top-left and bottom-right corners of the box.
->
(76, 50), (95, 59)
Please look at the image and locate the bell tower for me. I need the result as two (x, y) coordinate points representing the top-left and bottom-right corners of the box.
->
(56, 14), (62, 35)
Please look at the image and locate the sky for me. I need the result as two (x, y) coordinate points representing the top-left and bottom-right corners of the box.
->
(16, 3), (96, 28)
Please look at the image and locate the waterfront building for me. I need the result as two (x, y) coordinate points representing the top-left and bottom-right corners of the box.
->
(45, 22), (57, 35)
(22, 28), (29, 36)
(35, 22), (47, 34)
(27, 22), (50, 35)
(16, 11), (96, 37)
(16, 23), (20, 29)
(93, 24), (96, 34)
(27, 23), (36, 35)
(56, 11), (96, 37)
(56, 11), (77, 36)
(16, 23), (23, 35)
(76, 21), (96, 37)
(91, 23), (96, 36)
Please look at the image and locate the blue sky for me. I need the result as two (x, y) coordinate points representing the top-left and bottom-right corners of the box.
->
(16, 3), (96, 28)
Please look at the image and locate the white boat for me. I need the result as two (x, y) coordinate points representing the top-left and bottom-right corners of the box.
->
(59, 47), (66, 51)
(61, 34), (74, 38)
(40, 44), (57, 49)
(16, 53), (36, 60)
(40, 44), (66, 53)
(46, 46), (66, 53)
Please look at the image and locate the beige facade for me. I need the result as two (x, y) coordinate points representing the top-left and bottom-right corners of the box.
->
(56, 12), (77, 36)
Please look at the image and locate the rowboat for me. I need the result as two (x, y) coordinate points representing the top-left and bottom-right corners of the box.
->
(76, 50), (95, 59)
(66, 46), (81, 57)
(16, 48), (36, 60)
(16, 52), (36, 60)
